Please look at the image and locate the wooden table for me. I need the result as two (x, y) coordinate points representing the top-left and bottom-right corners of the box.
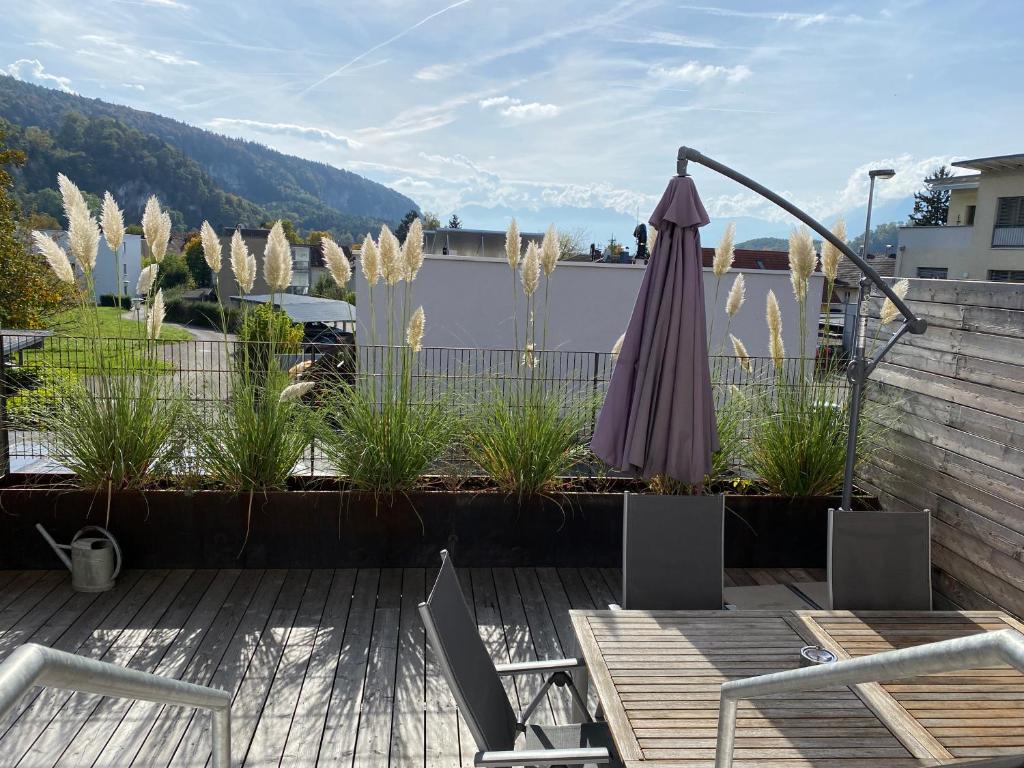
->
(570, 609), (1024, 767)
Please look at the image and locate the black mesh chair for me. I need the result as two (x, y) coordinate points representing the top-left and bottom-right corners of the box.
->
(828, 508), (932, 610)
(419, 551), (622, 767)
(614, 492), (724, 610)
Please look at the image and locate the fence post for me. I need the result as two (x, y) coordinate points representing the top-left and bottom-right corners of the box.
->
(0, 332), (9, 479)
(590, 352), (601, 435)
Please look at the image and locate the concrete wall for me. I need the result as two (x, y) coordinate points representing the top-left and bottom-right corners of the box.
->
(355, 254), (822, 359)
(855, 278), (1024, 614)
(947, 188), (978, 226)
(898, 172), (1024, 280)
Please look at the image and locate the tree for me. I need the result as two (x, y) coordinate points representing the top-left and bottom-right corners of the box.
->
(558, 226), (588, 260)
(848, 221), (901, 256)
(395, 210), (420, 242)
(447, 213), (462, 229)
(311, 273), (354, 303)
(909, 165), (953, 226)
(0, 128), (70, 328)
(261, 218), (300, 243)
(422, 210), (441, 229)
(183, 233), (212, 287)
(306, 230), (332, 251)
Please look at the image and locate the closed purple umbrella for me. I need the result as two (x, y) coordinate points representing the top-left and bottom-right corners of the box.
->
(591, 175), (719, 484)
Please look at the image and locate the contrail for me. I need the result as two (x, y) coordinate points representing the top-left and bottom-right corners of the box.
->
(298, 0), (472, 96)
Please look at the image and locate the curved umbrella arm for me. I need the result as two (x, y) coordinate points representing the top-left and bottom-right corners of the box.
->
(676, 146), (927, 334)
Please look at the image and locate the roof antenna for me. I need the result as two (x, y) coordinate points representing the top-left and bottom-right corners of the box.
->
(677, 146), (690, 176)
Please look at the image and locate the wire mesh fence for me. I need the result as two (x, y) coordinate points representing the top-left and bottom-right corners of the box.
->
(1, 331), (849, 475)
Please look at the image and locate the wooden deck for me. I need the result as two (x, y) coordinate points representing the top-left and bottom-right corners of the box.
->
(0, 566), (820, 767)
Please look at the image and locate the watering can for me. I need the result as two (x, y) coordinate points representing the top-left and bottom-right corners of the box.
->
(36, 524), (122, 593)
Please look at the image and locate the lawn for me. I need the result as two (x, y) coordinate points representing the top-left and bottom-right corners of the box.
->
(24, 306), (191, 374)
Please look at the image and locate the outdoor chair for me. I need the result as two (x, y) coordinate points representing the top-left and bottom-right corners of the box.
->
(612, 492), (724, 610)
(828, 508), (933, 610)
(420, 550), (622, 768)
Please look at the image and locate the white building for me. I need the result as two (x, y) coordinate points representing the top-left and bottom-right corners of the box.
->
(44, 231), (143, 300)
(897, 153), (1024, 282)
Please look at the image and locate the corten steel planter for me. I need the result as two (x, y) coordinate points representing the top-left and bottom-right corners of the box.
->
(0, 486), (877, 570)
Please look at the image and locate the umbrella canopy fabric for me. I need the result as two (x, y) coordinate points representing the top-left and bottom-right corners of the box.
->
(590, 175), (719, 484)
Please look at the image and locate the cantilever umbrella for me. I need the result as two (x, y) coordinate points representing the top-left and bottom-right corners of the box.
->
(591, 174), (719, 484)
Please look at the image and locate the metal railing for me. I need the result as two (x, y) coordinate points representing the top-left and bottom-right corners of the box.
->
(714, 628), (1024, 768)
(0, 330), (848, 475)
(0, 643), (231, 767)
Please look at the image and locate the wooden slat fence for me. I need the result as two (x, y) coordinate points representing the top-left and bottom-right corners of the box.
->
(856, 278), (1024, 615)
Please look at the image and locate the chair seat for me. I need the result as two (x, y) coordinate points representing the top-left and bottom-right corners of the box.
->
(519, 722), (624, 767)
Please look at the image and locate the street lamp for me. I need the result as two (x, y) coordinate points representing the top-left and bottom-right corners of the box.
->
(861, 168), (895, 257)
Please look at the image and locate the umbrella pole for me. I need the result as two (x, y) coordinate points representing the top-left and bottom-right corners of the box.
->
(675, 146), (928, 510)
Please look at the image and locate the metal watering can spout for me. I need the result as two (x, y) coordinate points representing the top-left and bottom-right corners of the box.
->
(35, 524), (122, 593)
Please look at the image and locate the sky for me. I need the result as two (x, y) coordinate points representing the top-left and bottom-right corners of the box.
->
(4, 0), (1024, 243)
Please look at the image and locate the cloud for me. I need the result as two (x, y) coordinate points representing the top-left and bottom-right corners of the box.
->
(112, 0), (191, 8)
(78, 35), (199, 66)
(828, 154), (963, 215)
(613, 31), (725, 48)
(208, 118), (361, 149)
(479, 96), (560, 121)
(678, 5), (863, 28)
(122, 83), (146, 91)
(4, 59), (75, 93)
(300, 0), (472, 95)
(649, 61), (752, 85)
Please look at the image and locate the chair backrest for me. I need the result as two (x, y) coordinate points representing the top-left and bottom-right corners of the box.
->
(622, 492), (724, 609)
(828, 508), (932, 610)
(419, 550), (519, 752)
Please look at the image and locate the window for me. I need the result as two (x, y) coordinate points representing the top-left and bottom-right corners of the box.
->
(988, 269), (1024, 283)
(917, 267), (948, 279)
(993, 196), (1024, 247)
(965, 205), (976, 225)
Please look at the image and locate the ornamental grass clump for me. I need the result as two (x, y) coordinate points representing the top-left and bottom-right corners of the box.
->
(465, 221), (594, 497)
(28, 177), (185, 509)
(318, 218), (458, 494)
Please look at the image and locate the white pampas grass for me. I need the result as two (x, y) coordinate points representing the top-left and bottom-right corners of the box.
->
(230, 229), (256, 293)
(406, 305), (425, 352)
(288, 360), (313, 379)
(32, 231), (75, 284)
(402, 217), (424, 281)
(521, 241), (540, 296)
(136, 263), (158, 295)
(521, 342), (536, 369)
(147, 289), (165, 340)
(822, 219), (845, 283)
(880, 278), (910, 324)
(361, 234), (380, 285)
(264, 221), (292, 293)
(323, 237), (352, 288)
(58, 174), (99, 272)
(730, 334), (752, 373)
(766, 289), (784, 366)
(142, 196), (171, 264)
(379, 224), (402, 285)
(540, 224), (558, 276)
(788, 227), (817, 302)
(611, 332), (626, 365)
(726, 273), (745, 317)
(279, 382), (314, 402)
(200, 221), (222, 273)
(713, 222), (735, 277)
(101, 191), (125, 253)
(505, 218), (521, 269)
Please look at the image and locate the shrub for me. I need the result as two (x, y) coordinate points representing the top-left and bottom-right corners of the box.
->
(311, 273), (354, 303)
(237, 302), (303, 383)
(164, 297), (239, 332)
(98, 294), (132, 309)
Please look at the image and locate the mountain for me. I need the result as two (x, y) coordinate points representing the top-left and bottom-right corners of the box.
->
(736, 237), (788, 251)
(0, 76), (418, 242)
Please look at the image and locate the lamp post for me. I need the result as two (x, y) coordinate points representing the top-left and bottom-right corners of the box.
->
(843, 168), (895, 509)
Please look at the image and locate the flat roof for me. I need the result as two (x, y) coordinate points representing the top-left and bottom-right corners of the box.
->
(424, 227), (545, 238)
(2, 329), (52, 357)
(232, 294), (357, 324)
(952, 153), (1024, 174)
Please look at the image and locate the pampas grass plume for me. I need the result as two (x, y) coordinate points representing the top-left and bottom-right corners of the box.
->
(402, 217), (424, 281)
(713, 222), (735, 277)
(379, 224), (402, 285)
(264, 221), (292, 292)
(730, 333), (752, 373)
(788, 227), (817, 302)
(200, 221), (222, 272)
(822, 219), (845, 282)
(33, 231), (75, 284)
(280, 382), (314, 402)
(361, 234), (380, 285)
(880, 278), (910, 324)
(147, 289), (165, 340)
(726, 273), (745, 317)
(521, 240), (540, 296)
(540, 224), (558, 276)
(406, 306), (425, 352)
(137, 263), (158, 295)
(230, 229), (255, 293)
(505, 218), (521, 269)
(766, 289), (785, 366)
(323, 237), (352, 288)
(101, 191), (125, 253)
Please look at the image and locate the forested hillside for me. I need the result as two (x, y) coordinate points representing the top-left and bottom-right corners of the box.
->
(0, 75), (417, 241)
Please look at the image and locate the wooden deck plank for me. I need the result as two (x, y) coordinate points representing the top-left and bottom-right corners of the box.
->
(352, 568), (403, 768)
(424, 565), (465, 768)
(389, 568), (426, 768)
(317, 568), (380, 765)
(2, 570), (166, 766)
(493, 567), (552, 723)
(51, 570), (218, 768)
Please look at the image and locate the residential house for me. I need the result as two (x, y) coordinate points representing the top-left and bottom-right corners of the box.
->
(897, 153), (1024, 281)
(43, 230), (143, 300)
(216, 227), (312, 296)
(423, 227), (544, 258)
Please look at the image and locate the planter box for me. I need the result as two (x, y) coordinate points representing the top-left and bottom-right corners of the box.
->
(0, 488), (877, 570)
